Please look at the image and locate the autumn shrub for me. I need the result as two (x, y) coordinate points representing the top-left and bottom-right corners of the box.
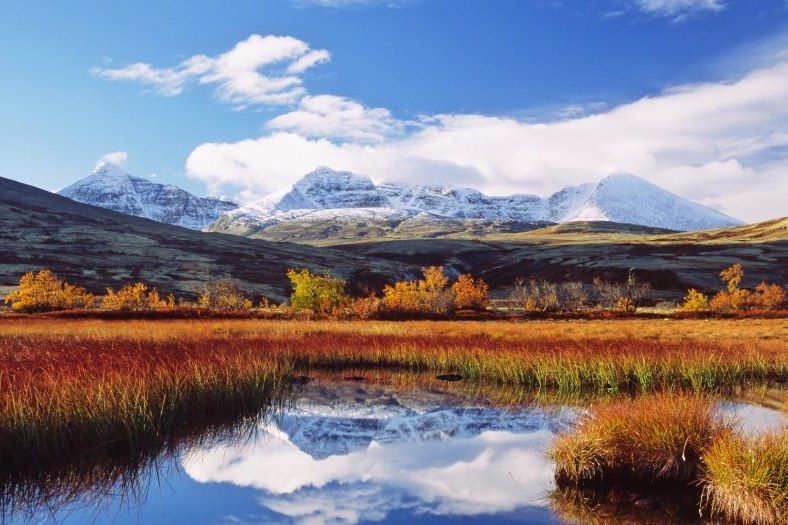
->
(287, 269), (349, 314)
(681, 289), (710, 312)
(593, 269), (650, 312)
(197, 278), (254, 310)
(752, 282), (786, 311)
(382, 266), (455, 315)
(348, 295), (381, 320)
(102, 283), (175, 311)
(451, 274), (489, 310)
(707, 264), (786, 312)
(3, 270), (95, 313)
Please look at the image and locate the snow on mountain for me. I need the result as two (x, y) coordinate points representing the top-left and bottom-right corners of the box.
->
(275, 402), (572, 460)
(58, 162), (237, 230)
(209, 166), (743, 235)
(555, 173), (742, 231)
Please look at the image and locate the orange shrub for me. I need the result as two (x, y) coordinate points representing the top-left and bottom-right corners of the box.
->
(382, 266), (455, 315)
(451, 274), (489, 310)
(720, 264), (744, 292)
(752, 282), (786, 310)
(3, 269), (95, 312)
(102, 283), (175, 311)
(348, 295), (381, 320)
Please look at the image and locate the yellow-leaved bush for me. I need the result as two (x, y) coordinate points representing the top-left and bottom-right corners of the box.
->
(3, 269), (95, 312)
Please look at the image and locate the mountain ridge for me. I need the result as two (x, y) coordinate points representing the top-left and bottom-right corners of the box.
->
(58, 162), (237, 230)
(207, 167), (743, 239)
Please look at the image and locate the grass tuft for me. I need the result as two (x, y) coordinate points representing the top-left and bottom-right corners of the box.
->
(702, 430), (788, 525)
(550, 394), (735, 486)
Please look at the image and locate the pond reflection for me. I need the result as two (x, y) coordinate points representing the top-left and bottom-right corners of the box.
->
(183, 386), (574, 523)
(2, 380), (784, 524)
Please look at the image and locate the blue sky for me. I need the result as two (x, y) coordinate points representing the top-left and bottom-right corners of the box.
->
(1, 0), (786, 221)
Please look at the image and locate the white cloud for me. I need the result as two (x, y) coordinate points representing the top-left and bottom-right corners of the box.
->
(92, 35), (330, 108)
(187, 59), (788, 222)
(631, 0), (725, 19)
(267, 95), (410, 143)
(95, 150), (128, 169)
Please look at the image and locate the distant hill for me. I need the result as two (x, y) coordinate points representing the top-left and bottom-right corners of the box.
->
(58, 162), (237, 230)
(0, 176), (407, 301)
(334, 218), (787, 298)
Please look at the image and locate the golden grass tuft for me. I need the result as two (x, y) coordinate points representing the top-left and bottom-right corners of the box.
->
(550, 394), (735, 486)
(702, 430), (788, 525)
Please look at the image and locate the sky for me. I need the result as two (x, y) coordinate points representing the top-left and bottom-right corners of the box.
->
(1, 0), (786, 222)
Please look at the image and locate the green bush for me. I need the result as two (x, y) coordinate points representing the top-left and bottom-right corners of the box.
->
(287, 269), (349, 314)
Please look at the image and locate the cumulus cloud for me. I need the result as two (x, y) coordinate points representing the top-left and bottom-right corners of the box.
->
(95, 150), (128, 169)
(92, 35), (330, 107)
(186, 58), (788, 222)
(267, 95), (412, 143)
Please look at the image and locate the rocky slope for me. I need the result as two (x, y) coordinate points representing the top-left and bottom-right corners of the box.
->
(58, 162), (237, 230)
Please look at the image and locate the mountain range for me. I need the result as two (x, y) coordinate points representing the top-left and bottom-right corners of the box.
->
(58, 162), (237, 230)
(2, 173), (784, 298)
(207, 167), (743, 240)
(58, 165), (742, 239)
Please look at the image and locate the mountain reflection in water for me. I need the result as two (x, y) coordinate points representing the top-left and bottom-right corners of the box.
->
(3, 381), (783, 524)
(3, 381), (574, 524)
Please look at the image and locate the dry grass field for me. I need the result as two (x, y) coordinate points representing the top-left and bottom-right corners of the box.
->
(2, 316), (785, 341)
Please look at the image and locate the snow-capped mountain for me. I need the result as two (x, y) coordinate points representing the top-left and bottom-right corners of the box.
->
(276, 402), (571, 460)
(208, 166), (743, 236)
(58, 162), (237, 230)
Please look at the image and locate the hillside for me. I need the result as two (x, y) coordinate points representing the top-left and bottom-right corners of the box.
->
(0, 176), (408, 301)
(334, 219), (788, 298)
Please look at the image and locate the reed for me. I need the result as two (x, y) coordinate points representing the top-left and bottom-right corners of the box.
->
(701, 430), (788, 525)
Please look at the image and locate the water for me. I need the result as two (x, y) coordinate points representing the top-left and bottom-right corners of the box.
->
(3, 381), (785, 525)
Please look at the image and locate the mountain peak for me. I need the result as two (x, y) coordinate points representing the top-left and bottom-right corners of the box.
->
(58, 165), (237, 230)
(91, 161), (131, 179)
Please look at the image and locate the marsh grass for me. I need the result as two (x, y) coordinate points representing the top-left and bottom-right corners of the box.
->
(549, 394), (735, 486)
(0, 317), (784, 507)
(0, 342), (295, 473)
(550, 393), (788, 524)
(701, 430), (788, 525)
